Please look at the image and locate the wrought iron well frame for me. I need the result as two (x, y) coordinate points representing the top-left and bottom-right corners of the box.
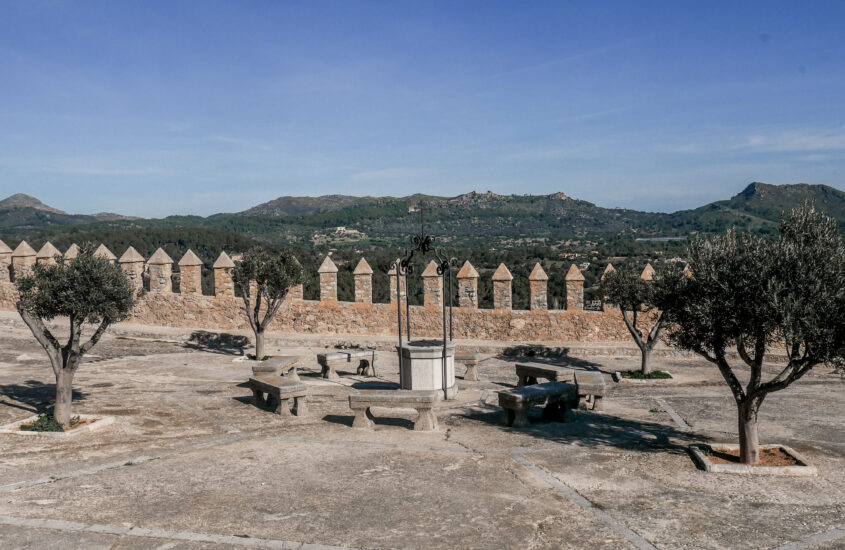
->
(389, 205), (458, 394)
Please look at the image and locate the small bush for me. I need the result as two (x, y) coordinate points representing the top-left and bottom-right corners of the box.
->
(247, 354), (272, 361)
(20, 414), (64, 432)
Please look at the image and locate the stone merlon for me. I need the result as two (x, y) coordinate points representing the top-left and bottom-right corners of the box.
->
(94, 244), (117, 262)
(119, 246), (145, 264)
(36, 242), (61, 260)
(0, 239), (11, 254)
(318, 255), (338, 274)
(601, 263), (615, 280)
(147, 248), (174, 265)
(565, 264), (585, 281)
(528, 263), (548, 281)
(11, 241), (36, 258)
(65, 244), (79, 259)
(641, 263), (655, 281)
(213, 251), (235, 269)
(491, 263), (513, 281)
(456, 260), (479, 279)
(353, 258), (373, 275)
(178, 249), (203, 266)
(421, 260), (440, 277)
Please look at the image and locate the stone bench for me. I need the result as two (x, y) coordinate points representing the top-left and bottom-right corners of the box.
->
(574, 371), (606, 411)
(248, 376), (308, 417)
(515, 362), (575, 386)
(251, 356), (302, 380)
(456, 353), (480, 381)
(317, 350), (376, 379)
(348, 389), (439, 431)
(497, 382), (577, 427)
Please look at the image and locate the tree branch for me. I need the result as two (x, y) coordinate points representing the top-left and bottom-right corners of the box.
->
(714, 350), (746, 402)
(16, 304), (62, 375)
(620, 310), (645, 350)
(80, 320), (111, 356)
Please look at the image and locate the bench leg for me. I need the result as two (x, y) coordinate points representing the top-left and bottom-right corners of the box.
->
(511, 407), (529, 428)
(414, 407), (438, 431)
(251, 388), (265, 407)
(292, 396), (307, 416)
(464, 364), (479, 382)
(592, 395), (604, 411)
(578, 395), (593, 411)
(321, 364), (340, 380)
(500, 408), (515, 426)
(276, 397), (292, 417)
(351, 406), (375, 429)
(517, 375), (527, 387)
(357, 359), (375, 377)
(285, 366), (300, 382)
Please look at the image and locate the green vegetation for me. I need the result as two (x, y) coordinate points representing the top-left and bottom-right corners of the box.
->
(662, 203), (845, 464)
(233, 247), (305, 359)
(19, 414), (65, 432)
(16, 245), (136, 425)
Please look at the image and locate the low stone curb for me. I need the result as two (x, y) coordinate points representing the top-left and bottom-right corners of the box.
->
(0, 414), (115, 437)
(689, 444), (818, 476)
(612, 371), (675, 384)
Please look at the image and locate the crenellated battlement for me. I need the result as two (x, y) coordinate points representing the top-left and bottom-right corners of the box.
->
(0, 239), (659, 343)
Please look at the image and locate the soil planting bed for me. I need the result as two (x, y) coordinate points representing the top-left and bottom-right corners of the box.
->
(690, 443), (817, 476)
(613, 370), (675, 384)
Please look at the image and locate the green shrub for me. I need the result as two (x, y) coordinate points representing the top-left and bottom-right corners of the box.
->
(20, 414), (64, 432)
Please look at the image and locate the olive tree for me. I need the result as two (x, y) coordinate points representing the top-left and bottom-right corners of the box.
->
(663, 204), (845, 464)
(15, 245), (135, 426)
(233, 247), (304, 359)
(600, 268), (667, 375)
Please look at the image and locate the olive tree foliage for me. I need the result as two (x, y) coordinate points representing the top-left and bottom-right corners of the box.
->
(662, 203), (845, 464)
(600, 268), (667, 374)
(15, 244), (135, 426)
(233, 247), (304, 359)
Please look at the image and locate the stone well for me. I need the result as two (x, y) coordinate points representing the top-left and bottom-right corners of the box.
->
(397, 340), (457, 400)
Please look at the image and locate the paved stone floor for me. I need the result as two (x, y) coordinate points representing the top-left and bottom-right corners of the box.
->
(0, 317), (843, 549)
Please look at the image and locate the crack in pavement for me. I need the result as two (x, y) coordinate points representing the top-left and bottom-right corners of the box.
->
(509, 452), (658, 550)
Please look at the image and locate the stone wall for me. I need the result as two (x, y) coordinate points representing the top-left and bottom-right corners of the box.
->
(0, 241), (658, 343)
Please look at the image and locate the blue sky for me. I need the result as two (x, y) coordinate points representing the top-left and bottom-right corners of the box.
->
(1, 1), (844, 217)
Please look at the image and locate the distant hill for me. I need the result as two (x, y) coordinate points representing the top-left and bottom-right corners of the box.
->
(0, 194), (138, 229)
(1, 183), (842, 249)
(714, 182), (845, 224)
(0, 193), (67, 214)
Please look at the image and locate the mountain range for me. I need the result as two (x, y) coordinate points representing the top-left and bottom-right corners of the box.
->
(2, 183), (843, 249)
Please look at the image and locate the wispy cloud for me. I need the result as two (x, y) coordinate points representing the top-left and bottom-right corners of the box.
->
(504, 33), (661, 76)
(736, 127), (845, 153)
(349, 168), (426, 182)
(39, 165), (169, 176)
(203, 135), (273, 151)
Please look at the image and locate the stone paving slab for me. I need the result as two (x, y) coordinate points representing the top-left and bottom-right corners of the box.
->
(1, 321), (844, 549)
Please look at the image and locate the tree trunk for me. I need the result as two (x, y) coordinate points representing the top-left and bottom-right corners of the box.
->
(54, 368), (75, 426)
(640, 349), (653, 375)
(737, 401), (760, 464)
(254, 330), (265, 360)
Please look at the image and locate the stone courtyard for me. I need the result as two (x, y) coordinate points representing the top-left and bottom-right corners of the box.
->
(0, 312), (843, 549)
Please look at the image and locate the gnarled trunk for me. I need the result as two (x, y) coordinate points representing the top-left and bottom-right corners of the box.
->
(737, 400), (760, 464)
(254, 329), (265, 360)
(54, 368), (76, 426)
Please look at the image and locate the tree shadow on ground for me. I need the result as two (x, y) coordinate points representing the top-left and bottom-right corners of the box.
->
(493, 351), (603, 371)
(456, 405), (702, 455)
(184, 331), (250, 356)
(0, 380), (89, 415)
